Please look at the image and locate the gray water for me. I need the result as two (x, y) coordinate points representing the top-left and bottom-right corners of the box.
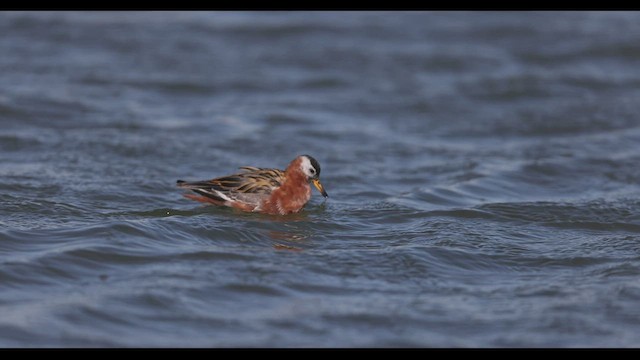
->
(2, 11), (640, 347)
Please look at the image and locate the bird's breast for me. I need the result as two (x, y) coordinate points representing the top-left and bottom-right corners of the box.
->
(262, 180), (312, 215)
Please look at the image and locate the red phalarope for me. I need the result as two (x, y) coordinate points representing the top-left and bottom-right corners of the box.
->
(177, 155), (328, 215)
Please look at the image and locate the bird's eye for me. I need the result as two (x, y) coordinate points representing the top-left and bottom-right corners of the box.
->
(310, 168), (316, 175)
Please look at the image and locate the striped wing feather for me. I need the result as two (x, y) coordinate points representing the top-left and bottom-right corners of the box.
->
(178, 167), (285, 203)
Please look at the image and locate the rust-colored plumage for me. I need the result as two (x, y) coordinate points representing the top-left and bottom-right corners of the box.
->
(177, 155), (327, 215)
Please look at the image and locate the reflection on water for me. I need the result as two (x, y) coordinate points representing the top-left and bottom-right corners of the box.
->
(272, 242), (304, 251)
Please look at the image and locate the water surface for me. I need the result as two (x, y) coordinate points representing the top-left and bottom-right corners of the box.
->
(2, 11), (640, 347)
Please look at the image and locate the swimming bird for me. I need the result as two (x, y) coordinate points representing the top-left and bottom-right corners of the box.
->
(177, 155), (328, 215)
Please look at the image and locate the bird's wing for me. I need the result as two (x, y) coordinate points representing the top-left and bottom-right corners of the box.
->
(177, 167), (285, 203)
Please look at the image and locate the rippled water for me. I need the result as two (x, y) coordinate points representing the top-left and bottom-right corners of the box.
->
(2, 11), (640, 347)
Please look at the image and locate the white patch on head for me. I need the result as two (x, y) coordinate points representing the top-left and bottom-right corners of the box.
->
(299, 156), (317, 178)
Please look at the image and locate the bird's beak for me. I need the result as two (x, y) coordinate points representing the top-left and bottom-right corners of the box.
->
(312, 179), (328, 198)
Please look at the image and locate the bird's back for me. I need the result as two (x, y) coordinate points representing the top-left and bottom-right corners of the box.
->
(177, 166), (286, 207)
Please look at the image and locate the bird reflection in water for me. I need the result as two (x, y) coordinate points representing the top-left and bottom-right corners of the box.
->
(263, 211), (314, 251)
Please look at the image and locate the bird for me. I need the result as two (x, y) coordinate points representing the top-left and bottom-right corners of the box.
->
(177, 154), (328, 215)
